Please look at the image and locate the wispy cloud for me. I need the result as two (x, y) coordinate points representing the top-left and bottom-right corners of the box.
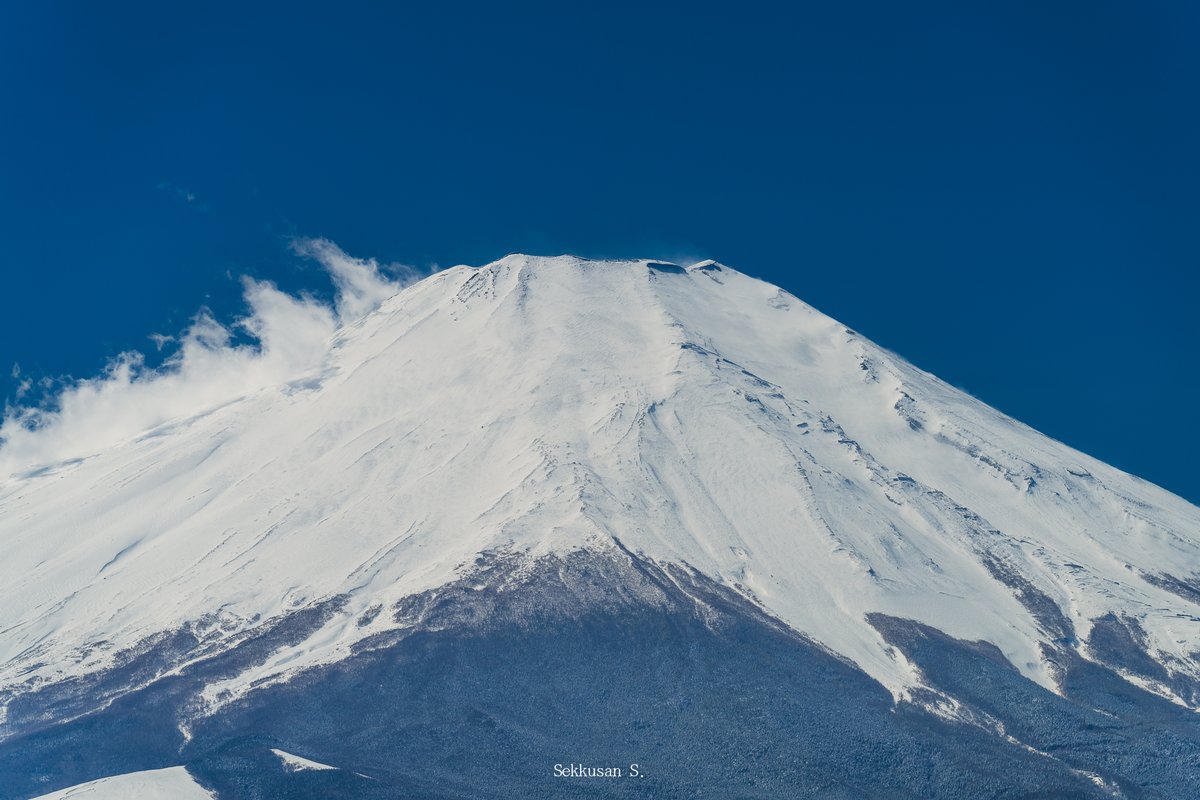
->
(156, 181), (208, 212)
(0, 240), (429, 478)
(290, 238), (418, 323)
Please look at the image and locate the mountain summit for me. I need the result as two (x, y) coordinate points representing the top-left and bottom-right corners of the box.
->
(3, 255), (1199, 799)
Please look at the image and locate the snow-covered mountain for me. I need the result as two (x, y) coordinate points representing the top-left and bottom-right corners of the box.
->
(2, 255), (1199, 799)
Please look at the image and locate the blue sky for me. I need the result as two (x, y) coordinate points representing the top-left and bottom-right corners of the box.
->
(1, 1), (1198, 502)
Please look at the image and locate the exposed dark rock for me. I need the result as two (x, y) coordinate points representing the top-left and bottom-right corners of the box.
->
(3, 551), (1198, 798)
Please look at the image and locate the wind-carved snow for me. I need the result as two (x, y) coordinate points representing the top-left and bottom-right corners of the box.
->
(1, 254), (1199, 724)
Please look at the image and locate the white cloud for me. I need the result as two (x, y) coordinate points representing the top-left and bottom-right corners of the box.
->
(0, 241), (426, 478)
(148, 332), (174, 351)
(290, 238), (417, 323)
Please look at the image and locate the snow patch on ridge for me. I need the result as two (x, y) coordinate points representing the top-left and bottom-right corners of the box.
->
(270, 748), (337, 772)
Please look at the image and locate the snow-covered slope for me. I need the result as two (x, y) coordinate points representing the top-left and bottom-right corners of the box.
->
(28, 766), (213, 799)
(2, 254), (1199, 730)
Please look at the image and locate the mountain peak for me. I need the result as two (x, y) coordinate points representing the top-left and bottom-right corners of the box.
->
(2, 254), (1199, 734)
(481, 252), (693, 275)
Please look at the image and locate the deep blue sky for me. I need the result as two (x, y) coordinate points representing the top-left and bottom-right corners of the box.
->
(1, 1), (1197, 502)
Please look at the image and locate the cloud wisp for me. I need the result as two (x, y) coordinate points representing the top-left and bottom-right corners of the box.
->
(0, 240), (426, 479)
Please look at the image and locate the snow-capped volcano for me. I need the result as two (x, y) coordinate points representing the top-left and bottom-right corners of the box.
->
(3, 255), (1200, 799)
